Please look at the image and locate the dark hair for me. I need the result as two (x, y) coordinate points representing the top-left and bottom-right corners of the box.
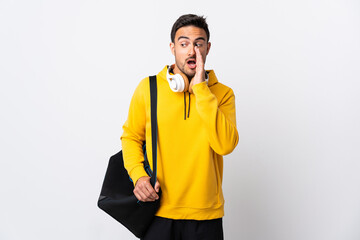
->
(170, 14), (210, 43)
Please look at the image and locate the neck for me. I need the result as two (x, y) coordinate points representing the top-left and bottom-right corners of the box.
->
(171, 64), (193, 81)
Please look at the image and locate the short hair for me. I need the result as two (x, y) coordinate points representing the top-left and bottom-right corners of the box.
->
(170, 14), (210, 43)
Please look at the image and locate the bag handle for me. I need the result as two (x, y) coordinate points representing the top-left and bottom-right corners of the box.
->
(149, 75), (158, 187)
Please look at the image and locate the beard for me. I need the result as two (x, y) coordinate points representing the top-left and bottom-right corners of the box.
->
(175, 61), (195, 80)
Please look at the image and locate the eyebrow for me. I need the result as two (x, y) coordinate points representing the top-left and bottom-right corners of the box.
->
(177, 36), (206, 42)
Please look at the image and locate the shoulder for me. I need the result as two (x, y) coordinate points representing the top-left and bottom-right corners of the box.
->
(209, 81), (235, 105)
(132, 69), (165, 99)
(211, 81), (234, 94)
(133, 76), (151, 94)
(206, 70), (235, 99)
(137, 76), (150, 89)
(129, 77), (151, 106)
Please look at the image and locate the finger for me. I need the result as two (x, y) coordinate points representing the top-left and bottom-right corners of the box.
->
(195, 47), (204, 69)
(155, 181), (161, 193)
(133, 191), (142, 201)
(135, 181), (153, 200)
(140, 188), (155, 201)
(134, 188), (147, 201)
(144, 183), (158, 200)
(140, 183), (156, 201)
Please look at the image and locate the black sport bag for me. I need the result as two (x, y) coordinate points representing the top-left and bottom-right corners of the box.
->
(98, 75), (161, 238)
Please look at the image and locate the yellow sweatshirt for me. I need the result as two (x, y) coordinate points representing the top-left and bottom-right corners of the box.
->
(121, 66), (238, 220)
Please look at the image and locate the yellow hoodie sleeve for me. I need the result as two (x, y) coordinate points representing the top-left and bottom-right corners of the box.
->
(192, 81), (239, 155)
(120, 79), (148, 186)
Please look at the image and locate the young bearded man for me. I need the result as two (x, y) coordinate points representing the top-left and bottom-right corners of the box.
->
(121, 14), (239, 240)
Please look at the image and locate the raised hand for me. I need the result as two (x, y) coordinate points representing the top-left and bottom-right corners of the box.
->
(192, 46), (206, 86)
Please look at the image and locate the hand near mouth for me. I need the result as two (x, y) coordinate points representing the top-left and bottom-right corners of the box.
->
(192, 47), (205, 86)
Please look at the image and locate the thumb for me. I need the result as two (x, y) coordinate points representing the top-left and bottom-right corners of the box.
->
(154, 180), (160, 193)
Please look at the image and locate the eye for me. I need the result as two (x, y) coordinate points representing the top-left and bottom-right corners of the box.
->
(180, 42), (188, 47)
(195, 43), (203, 47)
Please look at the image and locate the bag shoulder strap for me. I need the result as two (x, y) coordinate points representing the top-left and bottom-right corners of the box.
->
(149, 75), (158, 187)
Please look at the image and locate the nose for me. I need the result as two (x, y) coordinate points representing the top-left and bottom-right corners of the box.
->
(188, 45), (195, 56)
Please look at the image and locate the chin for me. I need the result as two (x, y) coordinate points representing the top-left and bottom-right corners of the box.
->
(185, 68), (196, 76)
(185, 72), (195, 79)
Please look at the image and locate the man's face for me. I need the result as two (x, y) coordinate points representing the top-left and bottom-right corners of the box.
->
(170, 26), (211, 79)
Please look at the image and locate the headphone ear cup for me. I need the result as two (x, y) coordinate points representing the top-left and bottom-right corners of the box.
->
(178, 72), (189, 92)
(171, 74), (184, 92)
(166, 65), (190, 92)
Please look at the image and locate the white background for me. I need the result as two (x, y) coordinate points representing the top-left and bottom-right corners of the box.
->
(1, 0), (359, 239)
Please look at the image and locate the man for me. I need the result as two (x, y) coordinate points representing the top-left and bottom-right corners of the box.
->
(121, 14), (239, 240)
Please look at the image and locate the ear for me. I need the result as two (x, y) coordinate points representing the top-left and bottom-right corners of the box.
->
(170, 42), (175, 56)
(206, 42), (211, 55)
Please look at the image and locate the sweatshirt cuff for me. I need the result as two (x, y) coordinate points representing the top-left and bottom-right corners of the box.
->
(129, 165), (148, 187)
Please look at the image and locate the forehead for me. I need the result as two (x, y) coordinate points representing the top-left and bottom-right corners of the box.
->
(175, 25), (207, 42)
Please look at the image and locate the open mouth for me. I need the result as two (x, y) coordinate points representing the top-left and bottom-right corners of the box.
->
(187, 59), (196, 69)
